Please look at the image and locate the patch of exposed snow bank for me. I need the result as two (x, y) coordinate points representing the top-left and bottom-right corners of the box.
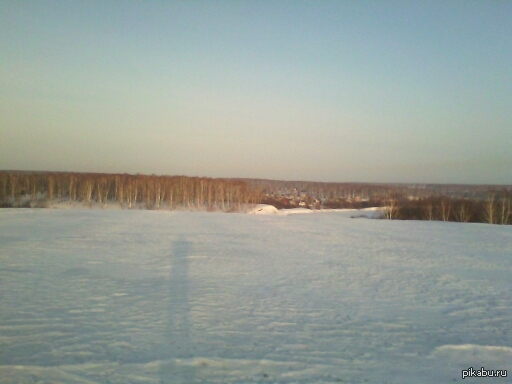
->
(279, 208), (314, 215)
(246, 204), (279, 214)
(246, 205), (384, 218)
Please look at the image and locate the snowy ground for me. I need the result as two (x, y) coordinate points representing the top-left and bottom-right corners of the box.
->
(0, 209), (511, 383)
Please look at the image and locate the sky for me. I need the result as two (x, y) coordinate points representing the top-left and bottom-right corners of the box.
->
(1, 1), (511, 184)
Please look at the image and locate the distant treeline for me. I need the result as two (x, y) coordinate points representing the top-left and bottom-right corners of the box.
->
(1, 170), (510, 224)
(244, 178), (506, 201)
(0, 171), (258, 211)
(383, 195), (511, 225)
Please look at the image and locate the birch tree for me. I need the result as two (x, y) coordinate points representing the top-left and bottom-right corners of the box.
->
(498, 196), (511, 225)
(384, 194), (398, 219)
(454, 200), (471, 222)
(438, 199), (451, 221)
(30, 173), (38, 203)
(96, 176), (110, 208)
(483, 195), (496, 224)
(423, 200), (434, 221)
(69, 174), (77, 202)
(47, 174), (55, 205)
(154, 176), (162, 209)
(80, 176), (94, 207)
(115, 174), (125, 207)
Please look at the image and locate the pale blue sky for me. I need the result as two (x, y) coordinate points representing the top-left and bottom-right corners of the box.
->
(1, 0), (511, 183)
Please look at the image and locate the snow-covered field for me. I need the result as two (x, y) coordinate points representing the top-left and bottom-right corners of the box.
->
(0, 208), (511, 383)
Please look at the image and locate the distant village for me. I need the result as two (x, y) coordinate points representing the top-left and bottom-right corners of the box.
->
(251, 179), (511, 209)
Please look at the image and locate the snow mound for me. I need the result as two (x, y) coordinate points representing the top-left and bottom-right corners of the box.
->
(246, 205), (384, 217)
(247, 204), (280, 214)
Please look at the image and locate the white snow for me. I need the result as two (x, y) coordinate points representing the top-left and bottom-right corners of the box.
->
(279, 207), (315, 214)
(0, 209), (511, 383)
(249, 204), (384, 218)
(247, 204), (280, 214)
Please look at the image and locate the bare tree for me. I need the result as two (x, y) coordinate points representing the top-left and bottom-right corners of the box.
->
(115, 174), (125, 207)
(21, 173), (30, 201)
(131, 175), (140, 208)
(454, 200), (471, 223)
(80, 176), (94, 207)
(166, 177), (175, 209)
(179, 177), (191, 209)
(384, 194), (398, 219)
(0, 172), (8, 204)
(47, 174), (55, 205)
(30, 173), (38, 204)
(239, 181), (249, 210)
(144, 175), (155, 209)
(154, 176), (162, 209)
(423, 200), (434, 221)
(197, 178), (205, 208)
(438, 199), (451, 222)
(483, 195), (496, 224)
(225, 181), (233, 211)
(7, 172), (20, 205)
(55, 173), (65, 202)
(96, 176), (110, 208)
(69, 174), (77, 203)
(125, 176), (133, 208)
(206, 178), (213, 209)
(216, 179), (226, 211)
(498, 196), (511, 225)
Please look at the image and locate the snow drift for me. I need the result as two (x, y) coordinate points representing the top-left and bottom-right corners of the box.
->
(246, 204), (280, 214)
(0, 209), (511, 383)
